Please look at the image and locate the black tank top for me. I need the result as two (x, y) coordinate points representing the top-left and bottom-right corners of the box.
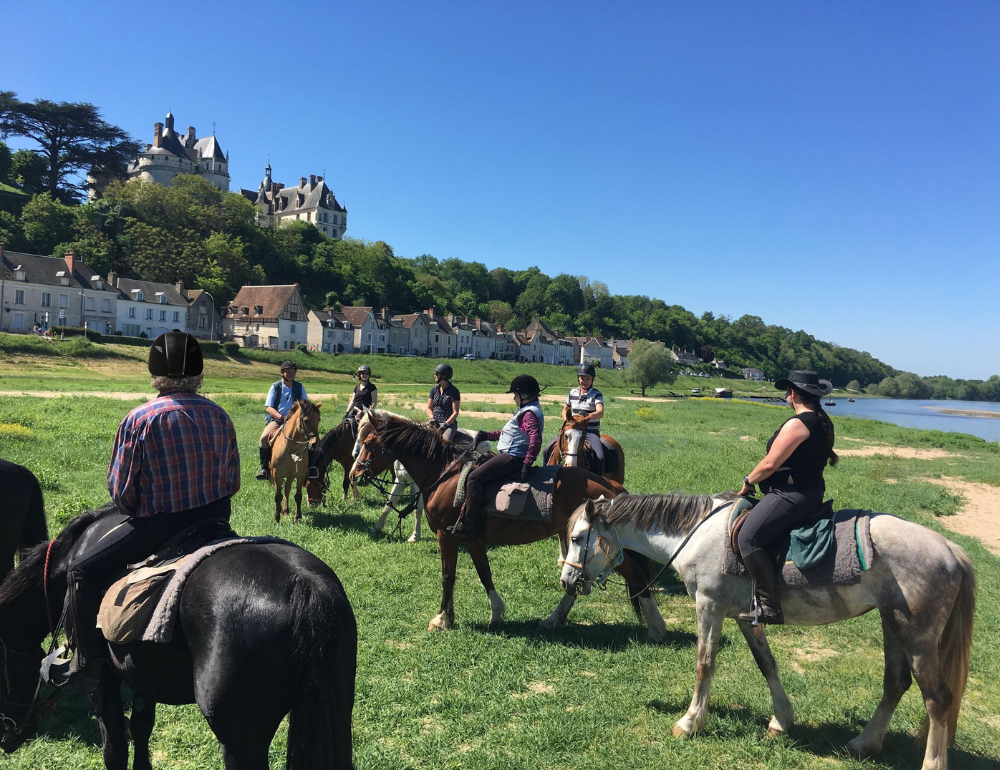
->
(353, 381), (377, 408)
(764, 411), (830, 490)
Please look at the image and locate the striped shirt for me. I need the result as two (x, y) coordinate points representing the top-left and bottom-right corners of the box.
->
(107, 390), (241, 518)
(567, 386), (604, 433)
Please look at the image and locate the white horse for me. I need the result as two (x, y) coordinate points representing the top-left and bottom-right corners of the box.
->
(560, 494), (976, 770)
(353, 409), (489, 542)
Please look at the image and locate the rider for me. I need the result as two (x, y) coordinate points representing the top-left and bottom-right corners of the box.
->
(345, 364), (377, 417)
(563, 363), (605, 471)
(54, 332), (241, 689)
(426, 362), (460, 442)
(450, 374), (544, 537)
(737, 370), (838, 625)
(257, 360), (319, 480)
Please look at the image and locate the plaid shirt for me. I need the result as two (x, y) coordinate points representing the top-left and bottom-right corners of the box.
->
(107, 390), (241, 518)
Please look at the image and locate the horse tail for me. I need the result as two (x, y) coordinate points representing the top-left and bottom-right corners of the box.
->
(920, 540), (976, 746)
(286, 569), (358, 769)
(19, 466), (49, 555)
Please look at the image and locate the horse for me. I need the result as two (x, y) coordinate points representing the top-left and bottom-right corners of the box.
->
(0, 459), (49, 581)
(353, 409), (491, 543)
(546, 414), (626, 485)
(306, 417), (363, 505)
(559, 494), (976, 770)
(351, 412), (670, 640)
(270, 400), (322, 523)
(0, 503), (356, 768)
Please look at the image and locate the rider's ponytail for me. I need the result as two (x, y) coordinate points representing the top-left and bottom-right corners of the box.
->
(800, 391), (838, 467)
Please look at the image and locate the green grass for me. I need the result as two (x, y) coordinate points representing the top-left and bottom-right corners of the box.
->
(0, 373), (999, 768)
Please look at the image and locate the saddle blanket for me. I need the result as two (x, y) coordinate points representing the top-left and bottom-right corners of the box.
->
(454, 463), (558, 523)
(722, 508), (874, 588)
(98, 535), (297, 645)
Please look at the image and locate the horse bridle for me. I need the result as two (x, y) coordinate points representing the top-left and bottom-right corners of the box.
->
(560, 521), (625, 590)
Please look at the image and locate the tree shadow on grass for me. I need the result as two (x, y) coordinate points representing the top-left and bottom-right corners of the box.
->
(474, 618), (697, 652)
(35, 688), (108, 748)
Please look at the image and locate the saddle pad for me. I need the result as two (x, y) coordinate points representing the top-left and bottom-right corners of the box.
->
(140, 535), (297, 643)
(721, 509), (874, 588)
(97, 556), (193, 644)
(483, 465), (559, 523)
(599, 438), (620, 476)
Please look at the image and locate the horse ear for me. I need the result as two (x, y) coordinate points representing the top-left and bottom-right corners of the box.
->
(585, 498), (595, 520)
(315, 401), (322, 410)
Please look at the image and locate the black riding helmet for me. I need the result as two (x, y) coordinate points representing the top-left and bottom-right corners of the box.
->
(148, 331), (203, 377)
(577, 363), (596, 378)
(280, 360), (297, 371)
(507, 374), (541, 399)
(434, 363), (453, 380)
(358, 365), (371, 375)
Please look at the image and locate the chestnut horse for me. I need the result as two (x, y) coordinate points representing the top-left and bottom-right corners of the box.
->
(271, 400), (322, 523)
(546, 414), (626, 485)
(351, 413), (669, 639)
(306, 417), (363, 505)
(0, 459), (49, 580)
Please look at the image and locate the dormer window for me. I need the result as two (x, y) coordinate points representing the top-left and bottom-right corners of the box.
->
(13, 266), (25, 281)
(241, 306), (250, 315)
(56, 270), (70, 286)
(132, 289), (144, 302)
(91, 275), (103, 289)
(254, 305), (263, 315)
(157, 292), (167, 304)
(229, 305), (238, 315)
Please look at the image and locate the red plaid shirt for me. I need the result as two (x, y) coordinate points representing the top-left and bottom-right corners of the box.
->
(107, 390), (241, 517)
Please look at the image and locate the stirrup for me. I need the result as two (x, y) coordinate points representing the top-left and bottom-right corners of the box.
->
(256, 466), (269, 480)
(307, 466), (320, 480)
(41, 645), (73, 686)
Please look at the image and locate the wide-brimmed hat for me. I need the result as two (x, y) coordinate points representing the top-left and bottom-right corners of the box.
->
(774, 370), (832, 397)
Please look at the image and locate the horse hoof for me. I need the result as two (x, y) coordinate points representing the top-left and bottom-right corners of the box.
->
(427, 614), (452, 632)
(766, 726), (786, 738)
(671, 725), (691, 739)
(407, 534), (419, 543)
(846, 736), (869, 757)
(369, 528), (382, 539)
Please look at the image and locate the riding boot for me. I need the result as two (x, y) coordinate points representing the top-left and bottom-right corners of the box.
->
(449, 484), (483, 537)
(65, 578), (105, 693)
(256, 446), (271, 481)
(307, 448), (320, 480)
(737, 550), (784, 625)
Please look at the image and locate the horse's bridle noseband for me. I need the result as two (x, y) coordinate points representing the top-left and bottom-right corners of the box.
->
(561, 518), (624, 590)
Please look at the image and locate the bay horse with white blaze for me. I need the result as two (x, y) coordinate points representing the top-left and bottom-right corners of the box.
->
(270, 399), (321, 522)
(546, 414), (626, 485)
(0, 459), (49, 580)
(0, 503), (356, 768)
(560, 493), (976, 770)
(351, 412), (669, 639)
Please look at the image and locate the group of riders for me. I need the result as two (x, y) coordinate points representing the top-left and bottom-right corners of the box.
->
(42, 329), (837, 692)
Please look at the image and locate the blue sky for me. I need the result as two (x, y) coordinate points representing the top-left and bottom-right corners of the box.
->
(5, 1), (998, 379)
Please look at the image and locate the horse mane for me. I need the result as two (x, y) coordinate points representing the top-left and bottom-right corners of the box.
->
(317, 418), (353, 455)
(377, 416), (466, 467)
(591, 492), (738, 536)
(289, 399), (319, 423)
(0, 503), (117, 607)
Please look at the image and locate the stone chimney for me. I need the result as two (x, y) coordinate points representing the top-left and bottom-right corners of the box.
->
(153, 122), (163, 148)
(299, 177), (307, 189)
(185, 126), (196, 146)
(64, 250), (76, 277)
(175, 280), (184, 294)
(381, 307), (392, 321)
(107, 270), (117, 287)
(425, 307), (438, 318)
(309, 174), (316, 190)
(316, 175), (323, 183)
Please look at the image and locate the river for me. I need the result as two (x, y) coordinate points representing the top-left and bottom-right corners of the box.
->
(794, 398), (1000, 442)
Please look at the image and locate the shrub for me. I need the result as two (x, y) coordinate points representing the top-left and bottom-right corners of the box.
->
(222, 341), (241, 355)
(296, 343), (309, 354)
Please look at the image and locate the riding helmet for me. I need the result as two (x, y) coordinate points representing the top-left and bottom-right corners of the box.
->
(507, 374), (541, 398)
(280, 360), (297, 371)
(148, 331), (203, 377)
(358, 365), (371, 375)
(435, 363), (454, 380)
(577, 363), (597, 378)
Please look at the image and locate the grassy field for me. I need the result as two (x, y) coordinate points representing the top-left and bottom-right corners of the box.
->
(0, 352), (999, 769)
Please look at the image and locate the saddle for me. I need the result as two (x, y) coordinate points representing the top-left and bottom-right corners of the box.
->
(454, 463), (560, 523)
(96, 518), (235, 644)
(729, 498), (834, 563)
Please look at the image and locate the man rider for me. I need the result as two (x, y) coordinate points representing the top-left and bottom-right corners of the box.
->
(50, 332), (241, 690)
(257, 360), (319, 480)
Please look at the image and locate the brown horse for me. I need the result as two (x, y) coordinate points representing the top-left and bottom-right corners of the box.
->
(352, 413), (670, 639)
(0, 459), (49, 580)
(271, 400), (322, 523)
(306, 417), (365, 505)
(547, 414), (626, 485)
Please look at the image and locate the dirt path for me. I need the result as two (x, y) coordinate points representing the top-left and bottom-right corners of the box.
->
(923, 477), (1000, 556)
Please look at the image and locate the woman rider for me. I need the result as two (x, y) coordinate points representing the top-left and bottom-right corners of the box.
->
(451, 374), (544, 537)
(563, 363), (605, 469)
(346, 364), (377, 417)
(737, 370), (838, 625)
(426, 362), (460, 442)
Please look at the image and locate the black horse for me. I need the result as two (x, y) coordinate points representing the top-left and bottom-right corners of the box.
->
(0, 504), (357, 769)
(0, 459), (49, 580)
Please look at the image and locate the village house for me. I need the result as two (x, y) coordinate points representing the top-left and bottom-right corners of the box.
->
(307, 308), (355, 354)
(741, 367), (766, 381)
(670, 346), (700, 367)
(111, 273), (189, 340)
(378, 308), (410, 354)
(571, 336), (614, 369)
(338, 306), (384, 354)
(182, 287), (220, 341)
(423, 309), (456, 358)
(222, 284), (308, 350)
(611, 339), (631, 369)
(240, 165), (347, 240)
(393, 312), (430, 355)
(0, 248), (117, 333)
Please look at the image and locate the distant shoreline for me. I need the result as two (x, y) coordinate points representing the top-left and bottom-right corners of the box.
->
(922, 406), (1000, 419)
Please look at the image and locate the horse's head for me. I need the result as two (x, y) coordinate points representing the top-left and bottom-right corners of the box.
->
(295, 399), (322, 439)
(350, 420), (384, 487)
(560, 496), (621, 595)
(560, 416), (589, 468)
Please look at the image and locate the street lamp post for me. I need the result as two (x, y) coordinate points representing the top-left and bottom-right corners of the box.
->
(203, 292), (216, 340)
(80, 291), (87, 340)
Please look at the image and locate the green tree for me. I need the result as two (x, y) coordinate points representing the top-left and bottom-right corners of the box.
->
(846, 379), (861, 393)
(0, 91), (140, 203)
(622, 339), (675, 396)
(0, 140), (11, 182)
(10, 149), (47, 194)
(487, 300), (514, 328)
(19, 192), (75, 254)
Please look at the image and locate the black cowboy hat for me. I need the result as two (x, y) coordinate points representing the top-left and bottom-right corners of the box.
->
(774, 370), (832, 397)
